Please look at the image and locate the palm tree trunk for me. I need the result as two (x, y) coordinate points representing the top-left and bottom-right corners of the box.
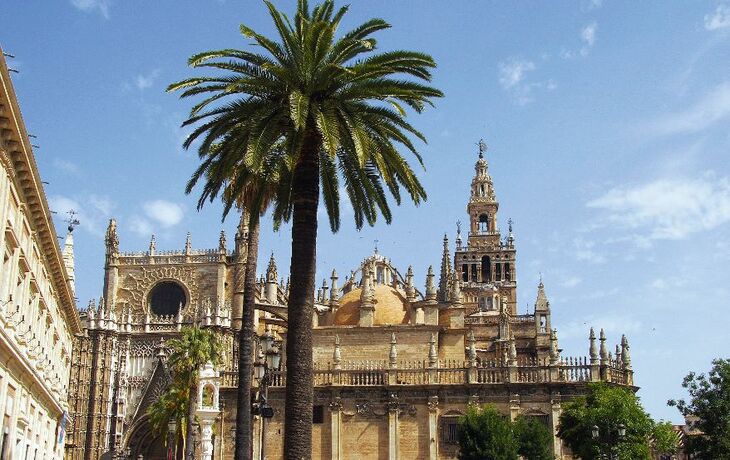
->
(186, 382), (197, 460)
(284, 130), (320, 459)
(235, 219), (260, 460)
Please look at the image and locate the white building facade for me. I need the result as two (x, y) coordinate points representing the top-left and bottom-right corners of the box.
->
(0, 48), (81, 459)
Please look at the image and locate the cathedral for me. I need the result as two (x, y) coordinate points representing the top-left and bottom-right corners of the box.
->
(65, 146), (635, 460)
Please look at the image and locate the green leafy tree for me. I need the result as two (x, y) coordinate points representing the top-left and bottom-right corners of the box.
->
(668, 358), (730, 459)
(558, 383), (655, 460)
(165, 327), (222, 460)
(168, 1), (442, 457)
(651, 421), (679, 458)
(513, 415), (554, 460)
(458, 405), (519, 460)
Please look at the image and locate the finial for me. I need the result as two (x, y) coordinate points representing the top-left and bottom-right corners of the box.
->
(389, 333), (398, 368)
(508, 218), (513, 234)
(219, 230), (226, 252)
(589, 328), (598, 364)
(621, 335), (631, 370)
(185, 232), (192, 254)
(477, 138), (487, 158)
(599, 328), (608, 364)
(105, 219), (119, 254)
(149, 234), (156, 254)
(374, 239), (379, 254)
(425, 265), (437, 301)
(467, 329), (477, 366)
(333, 334), (341, 368)
(65, 209), (80, 233)
(428, 333), (438, 367)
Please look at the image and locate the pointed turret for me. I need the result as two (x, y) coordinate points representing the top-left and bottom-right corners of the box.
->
(184, 232), (192, 255)
(234, 209), (249, 256)
(534, 280), (551, 335)
(329, 269), (339, 305)
(621, 335), (631, 370)
(599, 329), (608, 365)
(589, 328), (598, 364)
(425, 265), (437, 301)
(405, 266), (416, 301)
(62, 230), (76, 295)
(359, 263), (375, 326)
(438, 234), (452, 301)
(218, 230), (227, 253)
(265, 254), (278, 303)
(105, 219), (119, 255)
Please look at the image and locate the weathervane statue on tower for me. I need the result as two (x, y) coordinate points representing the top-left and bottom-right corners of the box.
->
(477, 138), (487, 158)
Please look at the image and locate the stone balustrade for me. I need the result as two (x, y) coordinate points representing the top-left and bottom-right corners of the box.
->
(220, 356), (633, 389)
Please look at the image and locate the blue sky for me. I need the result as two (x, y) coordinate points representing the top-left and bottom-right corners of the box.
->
(4, 0), (730, 422)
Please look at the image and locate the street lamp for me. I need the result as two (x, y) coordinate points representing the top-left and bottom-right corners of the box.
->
(253, 330), (281, 460)
(167, 419), (178, 460)
(591, 423), (626, 460)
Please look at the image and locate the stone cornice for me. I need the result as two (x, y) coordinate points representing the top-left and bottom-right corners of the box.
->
(0, 48), (81, 333)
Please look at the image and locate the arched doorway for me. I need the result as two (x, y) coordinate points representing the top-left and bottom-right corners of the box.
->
(124, 416), (172, 460)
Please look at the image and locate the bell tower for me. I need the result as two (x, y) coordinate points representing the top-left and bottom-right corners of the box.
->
(454, 140), (517, 315)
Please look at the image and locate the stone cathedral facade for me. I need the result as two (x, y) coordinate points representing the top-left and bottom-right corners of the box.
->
(65, 148), (635, 460)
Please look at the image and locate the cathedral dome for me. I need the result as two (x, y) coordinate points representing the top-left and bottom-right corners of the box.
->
(334, 284), (409, 326)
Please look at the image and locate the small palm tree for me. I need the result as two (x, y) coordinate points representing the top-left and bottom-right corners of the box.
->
(166, 327), (222, 459)
(147, 385), (188, 457)
(169, 1), (442, 457)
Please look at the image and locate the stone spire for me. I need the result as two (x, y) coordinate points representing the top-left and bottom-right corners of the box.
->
(438, 234), (452, 301)
(218, 230), (226, 253)
(599, 328), (608, 365)
(184, 232), (192, 255)
(621, 335), (631, 370)
(265, 254), (278, 304)
(62, 228), (76, 295)
(329, 269), (339, 304)
(405, 266), (416, 301)
(589, 328), (598, 365)
(425, 265), (437, 301)
(534, 280), (550, 312)
(105, 219), (119, 255)
(234, 208), (249, 256)
(389, 333), (398, 368)
(266, 253), (278, 283)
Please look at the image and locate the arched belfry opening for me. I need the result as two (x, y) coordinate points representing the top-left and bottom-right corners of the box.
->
(481, 256), (491, 282)
(478, 214), (489, 233)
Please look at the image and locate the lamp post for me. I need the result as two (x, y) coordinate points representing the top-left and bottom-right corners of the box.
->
(591, 423), (626, 460)
(253, 329), (281, 460)
(167, 419), (178, 460)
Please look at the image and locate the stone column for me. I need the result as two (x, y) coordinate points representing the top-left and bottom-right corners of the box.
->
(550, 393), (563, 459)
(428, 395), (439, 460)
(199, 418), (215, 460)
(329, 397), (342, 460)
(388, 395), (400, 460)
(509, 393), (520, 422)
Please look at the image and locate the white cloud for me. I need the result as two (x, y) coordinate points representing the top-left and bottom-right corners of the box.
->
(647, 82), (730, 136)
(49, 194), (115, 236)
(129, 215), (154, 237)
(53, 158), (80, 175)
(704, 4), (730, 30)
(580, 22), (597, 56)
(573, 238), (606, 264)
(498, 59), (535, 90)
(135, 69), (161, 91)
(143, 200), (184, 227)
(561, 276), (582, 288)
(581, 0), (603, 12)
(497, 59), (556, 105)
(587, 173), (730, 240)
(70, 0), (111, 19)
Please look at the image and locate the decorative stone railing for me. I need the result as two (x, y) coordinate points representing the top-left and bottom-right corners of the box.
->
(219, 356), (633, 389)
(115, 248), (230, 265)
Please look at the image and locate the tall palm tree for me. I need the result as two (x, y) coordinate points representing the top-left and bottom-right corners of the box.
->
(147, 384), (188, 458)
(190, 138), (288, 460)
(166, 327), (222, 459)
(169, 2), (442, 457)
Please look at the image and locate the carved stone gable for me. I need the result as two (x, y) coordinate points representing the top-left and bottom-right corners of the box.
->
(132, 358), (172, 423)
